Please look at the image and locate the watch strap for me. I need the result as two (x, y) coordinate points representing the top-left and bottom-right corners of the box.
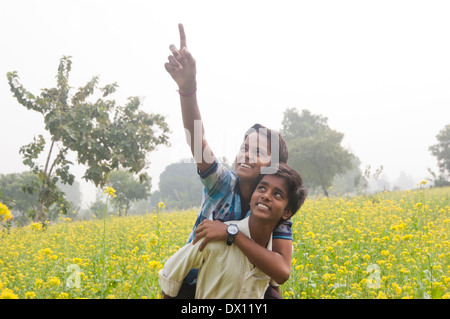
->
(226, 234), (235, 246)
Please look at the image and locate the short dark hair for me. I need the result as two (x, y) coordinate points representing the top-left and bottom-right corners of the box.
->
(244, 124), (289, 164)
(256, 163), (308, 218)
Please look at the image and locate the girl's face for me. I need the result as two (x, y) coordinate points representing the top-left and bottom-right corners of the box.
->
(234, 132), (272, 182)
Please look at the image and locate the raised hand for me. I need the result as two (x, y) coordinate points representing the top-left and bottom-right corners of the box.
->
(164, 23), (197, 94)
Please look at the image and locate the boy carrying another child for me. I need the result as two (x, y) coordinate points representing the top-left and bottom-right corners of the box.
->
(163, 23), (298, 298)
(159, 163), (307, 298)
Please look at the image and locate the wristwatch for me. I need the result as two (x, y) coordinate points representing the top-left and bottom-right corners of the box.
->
(226, 224), (239, 246)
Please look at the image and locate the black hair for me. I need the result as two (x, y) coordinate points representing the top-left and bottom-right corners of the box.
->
(244, 124), (289, 164)
(255, 163), (308, 218)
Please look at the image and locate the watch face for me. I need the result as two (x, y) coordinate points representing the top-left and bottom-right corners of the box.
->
(228, 224), (239, 235)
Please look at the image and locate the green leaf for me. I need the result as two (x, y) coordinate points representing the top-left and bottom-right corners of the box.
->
(7, 55), (170, 221)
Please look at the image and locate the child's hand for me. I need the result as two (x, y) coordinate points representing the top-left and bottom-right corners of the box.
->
(164, 23), (197, 95)
(193, 220), (228, 251)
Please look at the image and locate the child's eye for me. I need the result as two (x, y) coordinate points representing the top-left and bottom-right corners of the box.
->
(257, 185), (266, 191)
(257, 149), (267, 157)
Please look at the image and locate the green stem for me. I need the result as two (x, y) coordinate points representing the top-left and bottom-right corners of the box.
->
(101, 197), (108, 297)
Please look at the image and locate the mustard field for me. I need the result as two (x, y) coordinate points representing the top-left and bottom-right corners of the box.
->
(1, 186), (449, 299)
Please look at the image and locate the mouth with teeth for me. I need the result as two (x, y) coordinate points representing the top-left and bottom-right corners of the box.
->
(256, 202), (270, 210)
(239, 163), (252, 169)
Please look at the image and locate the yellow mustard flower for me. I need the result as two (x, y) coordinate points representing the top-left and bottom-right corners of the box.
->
(0, 288), (18, 299)
(104, 186), (117, 198)
(25, 291), (36, 299)
(0, 202), (13, 222)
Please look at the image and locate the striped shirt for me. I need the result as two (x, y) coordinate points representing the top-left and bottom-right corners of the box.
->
(187, 158), (293, 243)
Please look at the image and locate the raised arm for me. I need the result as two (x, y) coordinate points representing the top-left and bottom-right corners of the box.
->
(164, 23), (214, 173)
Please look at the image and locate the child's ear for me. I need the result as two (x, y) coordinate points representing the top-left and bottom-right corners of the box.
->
(282, 208), (293, 221)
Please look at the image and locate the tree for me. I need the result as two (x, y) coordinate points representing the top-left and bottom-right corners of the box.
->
(108, 170), (151, 215)
(0, 172), (41, 225)
(281, 108), (330, 141)
(7, 56), (170, 221)
(157, 160), (204, 210)
(56, 179), (82, 211)
(332, 156), (364, 195)
(281, 108), (355, 196)
(428, 124), (450, 186)
(359, 164), (384, 193)
(394, 171), (416, 191)
(148, 157), (233, 210)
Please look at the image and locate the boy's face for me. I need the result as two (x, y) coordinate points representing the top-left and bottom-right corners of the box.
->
(234, 132), (272, 181)
(249, 174), (292, 224)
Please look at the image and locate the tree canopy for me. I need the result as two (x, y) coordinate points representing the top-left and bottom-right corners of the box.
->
(281, 108), (355, 196)
(429, 124), (450, 186)
(7, 56), (170, 221)
(108, 170), (151, 215)
(0, 172), (38, 214)
(157, 160), (204, 210)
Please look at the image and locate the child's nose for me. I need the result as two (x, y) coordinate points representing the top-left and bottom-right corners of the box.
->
(236, 150), (247, 163)
(246, 150), (257, 163)
(260, 192), (271, 202)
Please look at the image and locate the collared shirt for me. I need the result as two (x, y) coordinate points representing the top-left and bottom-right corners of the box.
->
(159, 217), (272, 299)
(186, 158), (292, 243)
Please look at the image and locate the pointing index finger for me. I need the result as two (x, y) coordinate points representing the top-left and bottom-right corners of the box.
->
(178, 23), (187, 49)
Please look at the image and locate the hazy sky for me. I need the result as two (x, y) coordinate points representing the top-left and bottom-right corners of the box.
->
(1, 0), (449, 205)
